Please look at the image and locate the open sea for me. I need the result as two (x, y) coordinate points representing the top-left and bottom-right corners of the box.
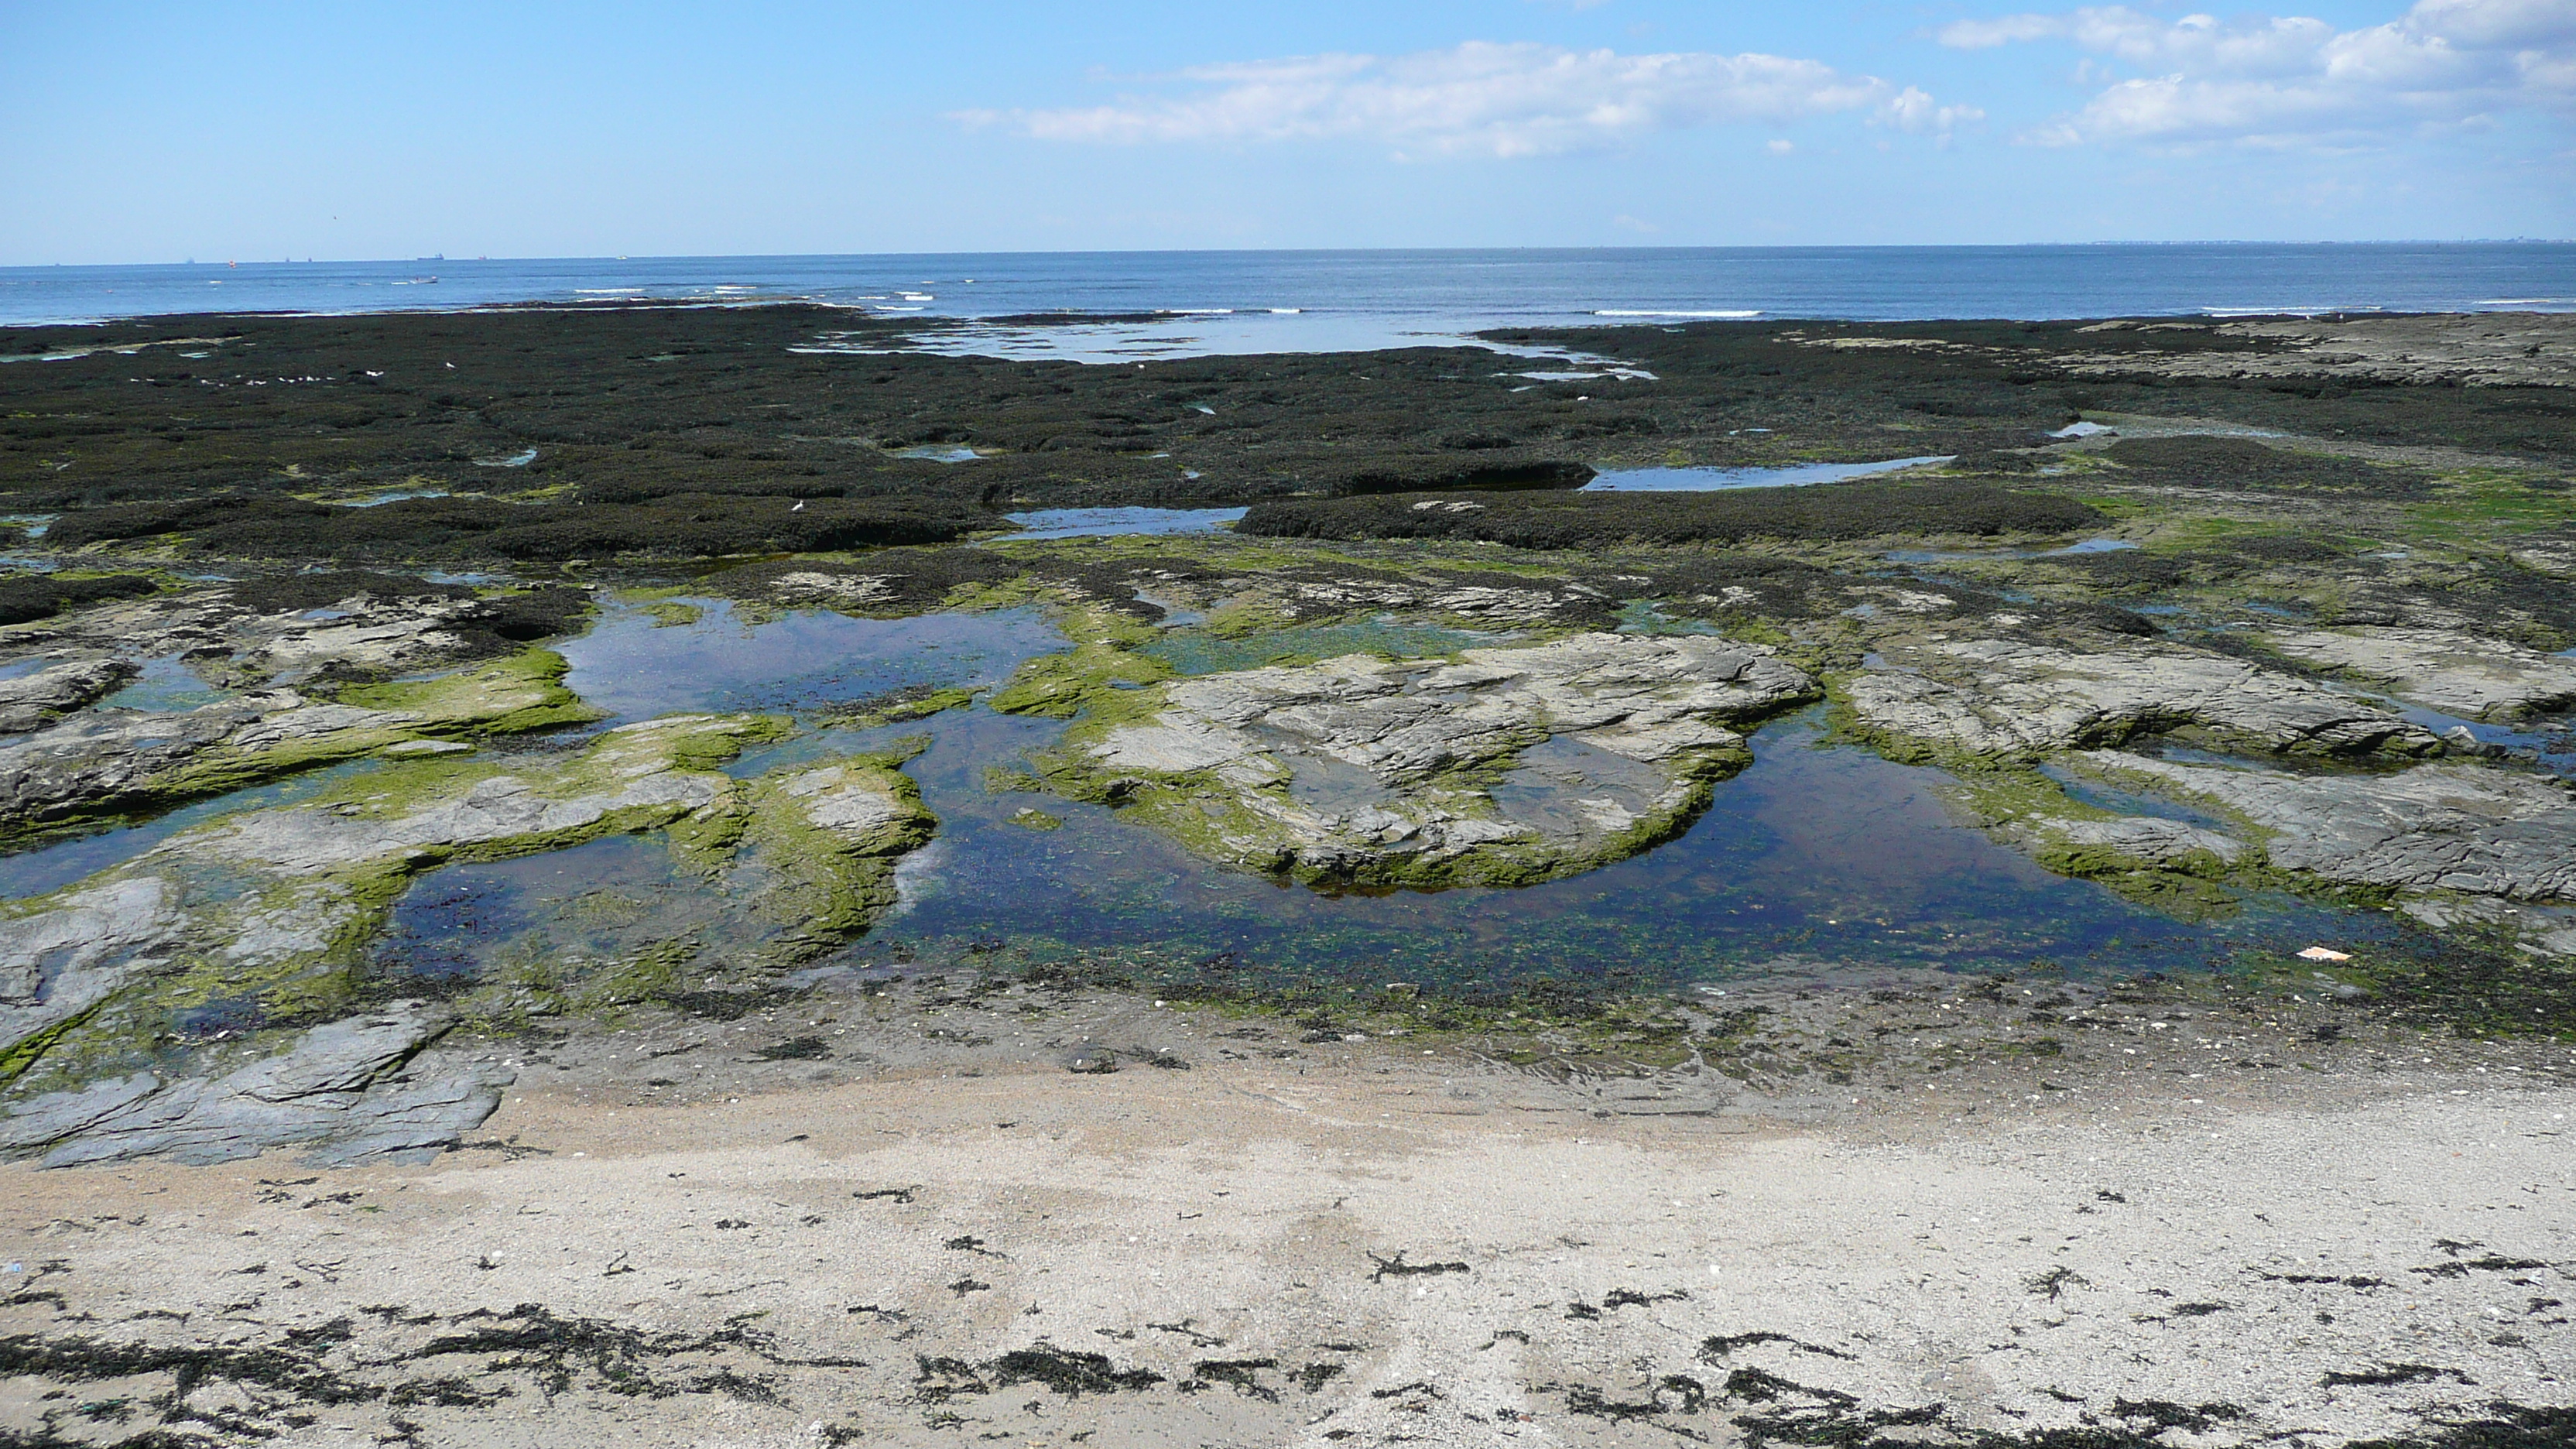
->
(4, 244), (2570, 359)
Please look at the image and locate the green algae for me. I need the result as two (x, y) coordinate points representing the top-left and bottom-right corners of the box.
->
(827, 686), (978, 728)
(731, 752), (938, 940)
(115, 649), (603, 825)
(988, 608), (1171, 718)
(0, 714), (790, 1088)
(1142, 619), (1502, 677)
(330, 647), (598, 735)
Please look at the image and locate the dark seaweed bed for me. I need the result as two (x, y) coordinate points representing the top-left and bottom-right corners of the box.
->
(2, 303), (2565, 564)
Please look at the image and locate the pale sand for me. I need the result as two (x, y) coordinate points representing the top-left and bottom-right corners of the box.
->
(2, 1034), (2570, 1447)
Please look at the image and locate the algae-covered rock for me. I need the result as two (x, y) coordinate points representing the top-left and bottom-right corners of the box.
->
(0, 711), (950, 1170)
(728, 754), (938, 940)
(2262, 627), (2576, 722)
(1845, 639), (2439, 762)
(2074, 752), (2576, 901)
(2016, 814), (2248, 874)
(0, 711), (956, 1163)
(0, 648), (597, 836)
(0, 714), (780, 1094)
(1028, 632), (1814, 888)
(0, 656), (137, 735)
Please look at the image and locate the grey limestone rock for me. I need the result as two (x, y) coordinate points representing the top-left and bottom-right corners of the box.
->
(1053, 632), (1814, 886)
(1847, 639), (2438, 761)
(2077, 752), (2576, 901)
(0, 714), (766, 1078)
(0, 656), (138, 735)
(0, 690), (423, 831)
(2262, 627), (2576, 722)
(0, 1003), (512, 1167)
(2019, 814), (2247, 869)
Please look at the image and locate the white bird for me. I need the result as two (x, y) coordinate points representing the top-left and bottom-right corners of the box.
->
(791, 500), (806, 511)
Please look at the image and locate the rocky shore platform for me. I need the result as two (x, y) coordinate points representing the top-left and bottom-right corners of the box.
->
(1, 303), (2573, 1444)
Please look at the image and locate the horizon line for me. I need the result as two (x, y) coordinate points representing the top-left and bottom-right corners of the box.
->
(7, 238), (2575, 270)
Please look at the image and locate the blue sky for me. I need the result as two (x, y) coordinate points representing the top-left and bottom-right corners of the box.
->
(3, 1), (2571, 262)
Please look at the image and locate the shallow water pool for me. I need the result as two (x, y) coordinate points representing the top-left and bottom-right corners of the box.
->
(1583, 456), (1952, 492)
(826, 704), (2387, 992)
(557, 599), (1067, 724)
(1002, 506), (1249, 540)
(94, 654), (234, 713)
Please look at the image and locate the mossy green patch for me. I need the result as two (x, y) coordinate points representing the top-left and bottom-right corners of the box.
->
(731, 752), (937, 940)
(0, 714), (786, 1088)
(331, 647), (598, 735)
(130, 649), (603, 815)
(2406, 469), (2576, 542)
(828, 686), (978, 729)
(988, 607), (1171, 718)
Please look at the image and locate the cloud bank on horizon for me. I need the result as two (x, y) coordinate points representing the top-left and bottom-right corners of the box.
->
(1941, 0), (2576, 147)
(957, 43), (1981, 159)
(966, 0), (2573, 159)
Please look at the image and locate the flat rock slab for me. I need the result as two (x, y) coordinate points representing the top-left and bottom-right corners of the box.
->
(0, 1002), (510, 1167)
(0, 717), (759, 1101)
(1848, 639), (2439, 760)
(2077, 752), (2576, 900)
(0, 715), (940, 1150)
(2264, 626), (2576, 721)
(1056, 632), (1814, 887)
(2018, 814), (2247, 869)
(0, 656), (136, 735)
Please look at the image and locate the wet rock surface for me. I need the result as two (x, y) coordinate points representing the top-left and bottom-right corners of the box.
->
(2078, 752), (2576, 901)
(0, 714), (931, 1157)
(1038, 632), (1814, 887)
(0, 655), (589, 836)
(1848, 638), (2441, 761)
(0, 1002), (507, 1167)
(2264, 625), (2576, 721)
(0, 656), (134, 735)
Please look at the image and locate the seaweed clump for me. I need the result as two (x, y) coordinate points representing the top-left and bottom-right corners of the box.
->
(44, 492), (983, 564)
(1238, 480), (2105, 550)
(0, 572), (162, 625)
(2098, 437), (2437, 498)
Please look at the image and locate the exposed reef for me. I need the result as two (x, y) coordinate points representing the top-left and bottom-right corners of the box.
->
(1012, 632), (1815, 888)
(2072, 752), (2576, 902)
(1236, 478), (2103, 550)
(0, 647), (594, 838)
(0, 713), (936, 1161)
(2260, 626), (2576, 721)
(1845, 638), (2442, 761)
(0, 1001), (505, 1167)
(4, 303), (2576, 1176)
(12, 307), (2567, 569)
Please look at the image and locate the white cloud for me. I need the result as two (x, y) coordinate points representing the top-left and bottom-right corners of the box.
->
(955, 41), (1972, 158)
(1940, 0), (2576, 147)
(1937, 15), (2070, 48)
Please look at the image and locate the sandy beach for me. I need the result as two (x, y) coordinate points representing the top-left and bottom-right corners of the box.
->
(5, 975), (2570, 1447)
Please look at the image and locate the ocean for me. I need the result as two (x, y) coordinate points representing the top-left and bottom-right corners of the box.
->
(3, 243), (2570, 360)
